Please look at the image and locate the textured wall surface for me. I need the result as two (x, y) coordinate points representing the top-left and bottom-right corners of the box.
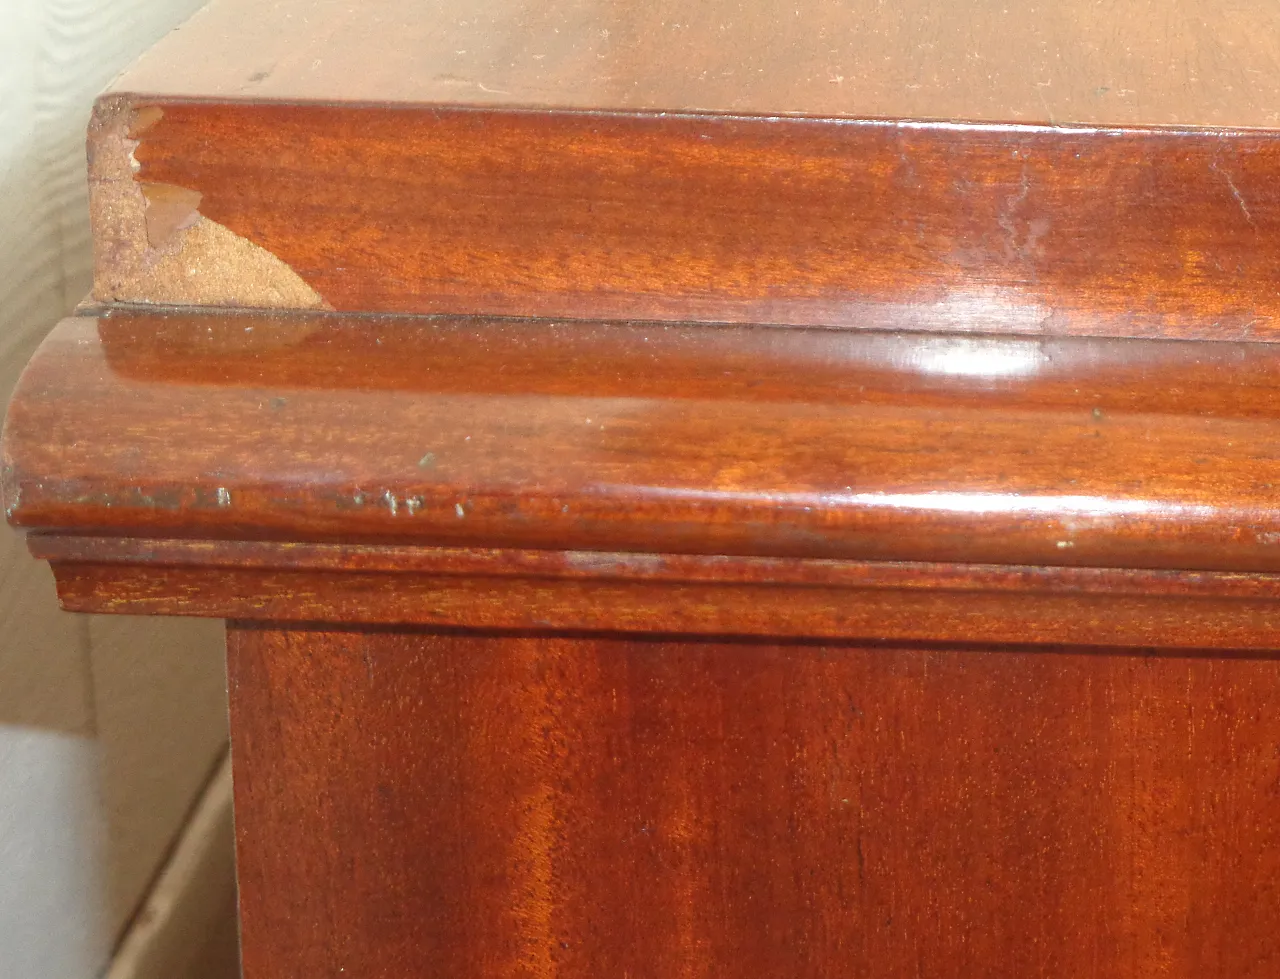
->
(0, 1), (229, 975)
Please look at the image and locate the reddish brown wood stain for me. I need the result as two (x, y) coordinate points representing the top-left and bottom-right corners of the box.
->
(7, 2), (1279, 974)
(230, 626), (1280, 978)
(33, 537), (1280, 650)
(14, 310), (1280, 572)
(118, 101), (1280, 339)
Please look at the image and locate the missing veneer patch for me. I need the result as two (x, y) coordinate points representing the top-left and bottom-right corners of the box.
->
(141, 182), (203, 247)
(88, 96), (329, 309)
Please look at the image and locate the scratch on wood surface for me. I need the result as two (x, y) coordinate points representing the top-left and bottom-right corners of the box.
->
(1211, 160), (1255, 225)
(88, 95), (330, 309)
(1224, 172), (1254, 224)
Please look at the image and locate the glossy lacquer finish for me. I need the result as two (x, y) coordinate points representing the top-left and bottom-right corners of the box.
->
(17, 4), (1280, 977)
(10, 308), (1280, 573)
(34, 539), (1280, 648)
(230, 625), (1280, 979)
(97, 99), (1280, 339)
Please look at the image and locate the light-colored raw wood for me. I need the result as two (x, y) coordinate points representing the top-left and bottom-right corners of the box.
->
(111, 0), (1280, 128)
(88, 98), (331, 310)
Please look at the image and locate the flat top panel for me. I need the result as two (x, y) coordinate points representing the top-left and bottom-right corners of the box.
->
(112, 0), (1280, 128)
(11, 308), (1280, 572)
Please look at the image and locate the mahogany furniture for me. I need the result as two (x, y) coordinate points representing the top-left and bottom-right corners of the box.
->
(8, 1), (1280, 975)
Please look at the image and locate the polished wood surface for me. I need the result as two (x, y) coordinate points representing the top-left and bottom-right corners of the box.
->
(11, 309), (1280, 572)
(87, 0), (1280, 334)
(90, 100), (1280, 338)
(230, 625), (1280, 978)
(36, 537), (1280, 649)
(9, 4), (1280, 974)
(113, 0), (1280, 127)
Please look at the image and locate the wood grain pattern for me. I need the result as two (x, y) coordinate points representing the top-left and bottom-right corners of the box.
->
(90, 98), (1280, 338)
(111, 0), (1280, 128)
(11, 5), (1280, 977)
(32, 534), (1280, 648)
(229, 625), (1280, 978)
(12, 309), (1280, 572)
(41, 549), (1280, 649)
(37, 535), (1280, 597)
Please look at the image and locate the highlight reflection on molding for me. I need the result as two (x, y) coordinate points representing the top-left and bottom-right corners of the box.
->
(634, 487), (1221, 521)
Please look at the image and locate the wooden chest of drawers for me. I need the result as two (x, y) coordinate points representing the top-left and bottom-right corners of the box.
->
(8, 1), (1280, 974)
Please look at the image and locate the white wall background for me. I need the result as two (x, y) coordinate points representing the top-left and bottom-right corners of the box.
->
(0, 1), (229, 976)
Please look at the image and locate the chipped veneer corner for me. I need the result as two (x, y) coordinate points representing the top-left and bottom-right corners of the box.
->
(87, 94), (330, 310)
